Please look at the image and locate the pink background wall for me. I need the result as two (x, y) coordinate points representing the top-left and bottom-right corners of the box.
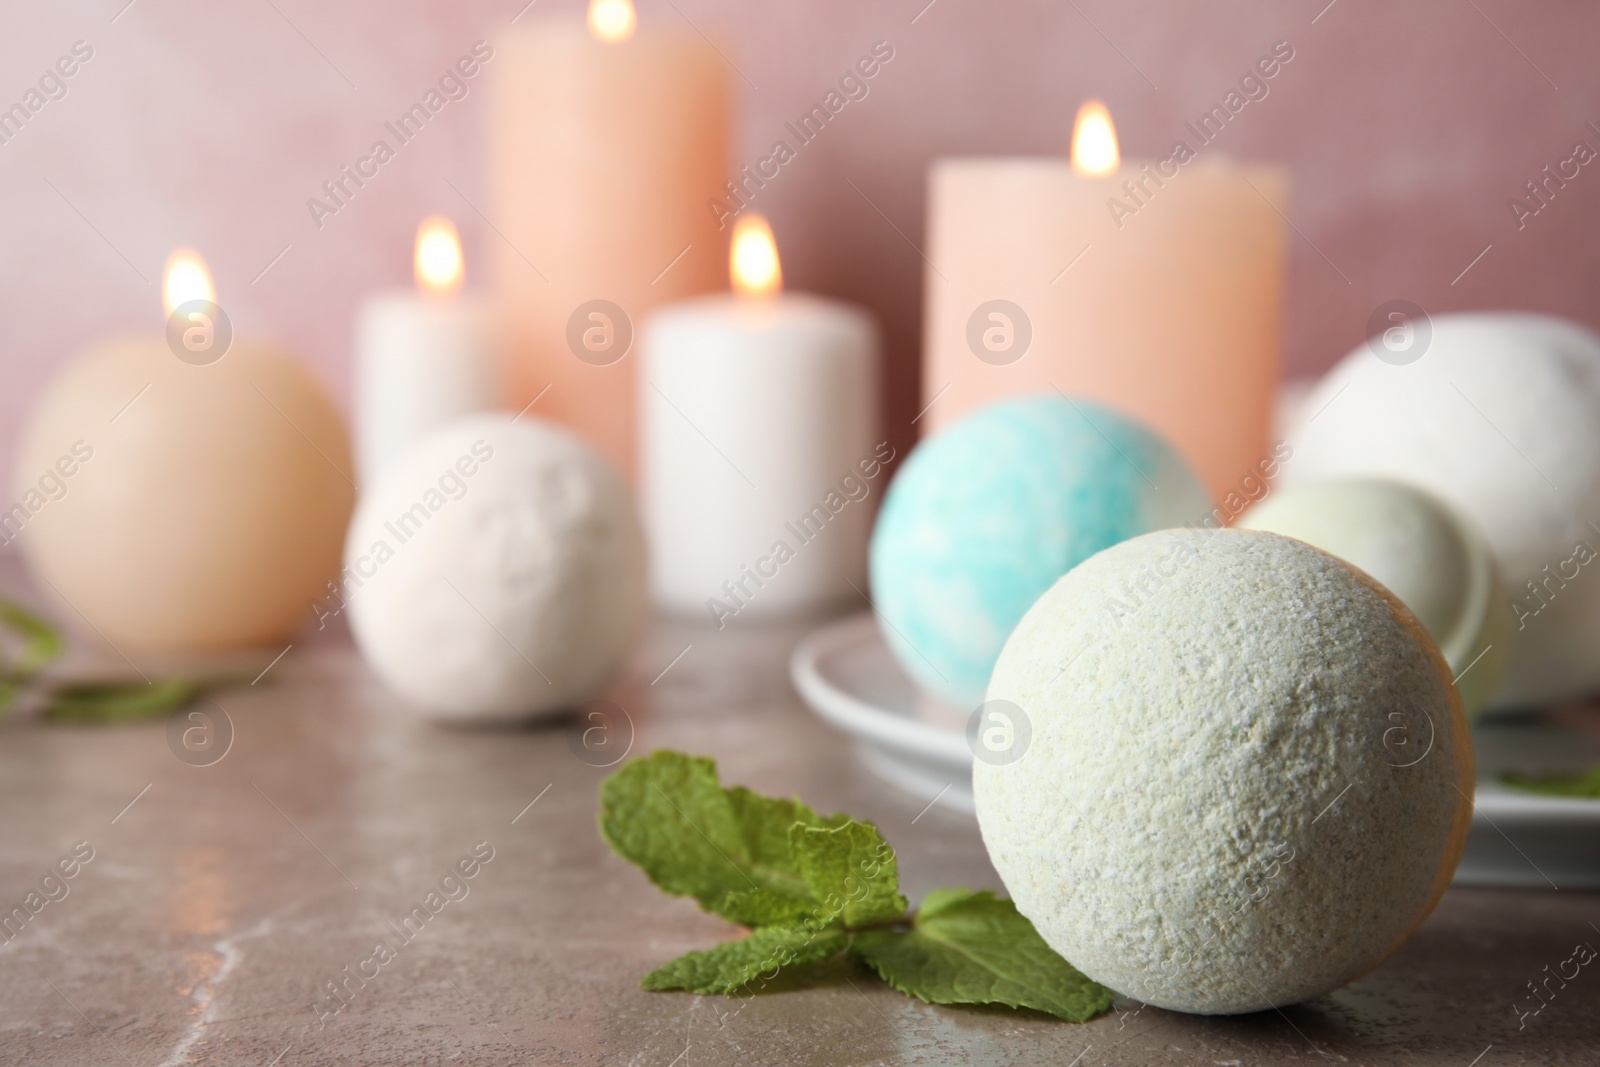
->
(2, 0), (1597, 478)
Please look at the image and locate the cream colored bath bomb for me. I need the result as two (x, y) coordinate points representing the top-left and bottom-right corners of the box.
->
(344, 414), (646, 721)
(1286, 312), (1600, 707)
(14, 337), (353, 653)
(973, 529), (1473, 1015)
(1237, 478), (1515, 716)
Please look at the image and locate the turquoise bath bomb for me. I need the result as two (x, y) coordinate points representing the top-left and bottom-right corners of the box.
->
(870, 394), (1209, 709)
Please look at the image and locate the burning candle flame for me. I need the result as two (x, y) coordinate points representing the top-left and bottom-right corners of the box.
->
(730, 215), (782, 297)
(588, 0), (636, 43)
(1071, 99), (1120, 177)
(163, 248), (215, 317)
(415, 216), (464, 296)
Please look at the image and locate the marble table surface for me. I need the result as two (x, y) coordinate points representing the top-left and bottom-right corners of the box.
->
(0, 606), (1597, 1067)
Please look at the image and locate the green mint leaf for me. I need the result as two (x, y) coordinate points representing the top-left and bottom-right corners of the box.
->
(0, 600), (62, 676)
(43, 679), (200, 724)
(790, 819), (908, 927)
(851, 889), (1113, 1022)
(726, 783), (850, 877)
(0, 678), (24, 718)
(717, 888), (821, 927)
(1501, 766), (1600, 798)
(642, 926), (850, 994)
(599, 751), (842, 921)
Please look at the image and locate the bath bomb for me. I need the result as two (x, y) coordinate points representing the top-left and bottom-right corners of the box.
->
(870, 393), (1209, 709)
(14, 337), (353, 653)
(1237, 478), (1515, 716)
(344, 414), (646, 721)
(974, 529), (1473, 1015)
(1286, 312), (1600, 707)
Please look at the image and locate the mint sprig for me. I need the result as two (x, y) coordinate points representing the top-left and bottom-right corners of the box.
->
(1501, 766), (1600, 798)
(0, 597), (210, 724)
(642, 926), (852, 995)
(599, 750), (1112, 1022)
(0, 598), (63, 716)
(43, 678), (202, 723)
(854, 888), (1115, 1019)
(0, 599), (63, 675)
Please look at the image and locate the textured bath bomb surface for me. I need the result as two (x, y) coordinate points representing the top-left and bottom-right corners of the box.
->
(1286, 312), (1600, 707)
(345, 415), (647, 721)
(1237, 478), (1515, 716)
(974, 529), (1473, 1015)
(870, 394), (1209, 709)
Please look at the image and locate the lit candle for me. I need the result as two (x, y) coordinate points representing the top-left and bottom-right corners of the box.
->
(641, 217), (882, 624)
(354, 216), (498, 480)
(489, 0), (732, 479)
(16, 251), (353, 652)
(921, 100), (1288, 499)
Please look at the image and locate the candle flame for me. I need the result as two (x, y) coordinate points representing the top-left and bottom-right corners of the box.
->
(730, 214), (782, 297)
(1071, 99), (1120, 177)
(163, 248), (215, 317)
(588, 0), (636, 43)
(415, 216), (464, 296)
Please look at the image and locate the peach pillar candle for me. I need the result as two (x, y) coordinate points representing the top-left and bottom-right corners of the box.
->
(489, 0), (732, 478)
(921, 101), (1288, 500)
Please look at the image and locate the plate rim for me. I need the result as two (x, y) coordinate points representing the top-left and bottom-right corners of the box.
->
(789, 612), (972, 764)
(790, 613), (1600, 824)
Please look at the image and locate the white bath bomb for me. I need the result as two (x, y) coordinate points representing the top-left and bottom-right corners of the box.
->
(1237, 478), (1515, 716)
(974, 529), (1473, 1015)
(1285, 312), (1600, 707)
(344, 415), (646, 721)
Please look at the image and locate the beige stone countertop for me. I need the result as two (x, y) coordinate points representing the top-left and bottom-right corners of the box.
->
(0, 606), (1596, 1066)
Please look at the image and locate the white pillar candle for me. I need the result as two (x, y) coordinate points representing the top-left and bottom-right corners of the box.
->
(355, 217), (499, 481)
(642, 216), (881, 624)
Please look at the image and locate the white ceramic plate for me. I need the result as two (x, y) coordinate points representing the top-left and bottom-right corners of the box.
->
(791, 612), (1600, 888)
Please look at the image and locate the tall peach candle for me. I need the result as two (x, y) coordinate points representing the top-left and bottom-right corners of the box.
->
(489, 0), (731, 478)
(921, 101), (1288, 500)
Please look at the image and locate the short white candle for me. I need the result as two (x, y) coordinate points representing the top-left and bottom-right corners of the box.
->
(641, 216), (882, 625)
(355, 217), (498, 480)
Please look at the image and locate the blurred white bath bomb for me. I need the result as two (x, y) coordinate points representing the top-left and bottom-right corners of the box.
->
(1286, 312), (1600, 707)
(344, 415), (646, 721)
(974, 529), (1473, 1015)
(15, 337), (353, 652)
(1237, 478), (1515, 716)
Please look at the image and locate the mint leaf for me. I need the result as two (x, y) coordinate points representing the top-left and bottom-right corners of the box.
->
(599, 751), (842, 921)
(44, 679), (200, 724)
(642, 926), (850, 994)
(728, 784), (849, 865)
(603, 753), (1110, 1023)
(717, 888), (822, 927)
(0, 600), (61, 675)
(1502, 766), (1600, 798)
(791, 819), (908, 927)
(852, 889), (1113, 1022)
(0, 600), (62, 719)
(0, 677), (24, 717)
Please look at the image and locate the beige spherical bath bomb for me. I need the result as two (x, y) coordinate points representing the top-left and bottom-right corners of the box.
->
(973, 529), (1473, 1015)
(1285, 312), (1600, 707)
(1237, 478), (1515, 717)
(15, 337), (353, 653)
(344, 414), (647, 722)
